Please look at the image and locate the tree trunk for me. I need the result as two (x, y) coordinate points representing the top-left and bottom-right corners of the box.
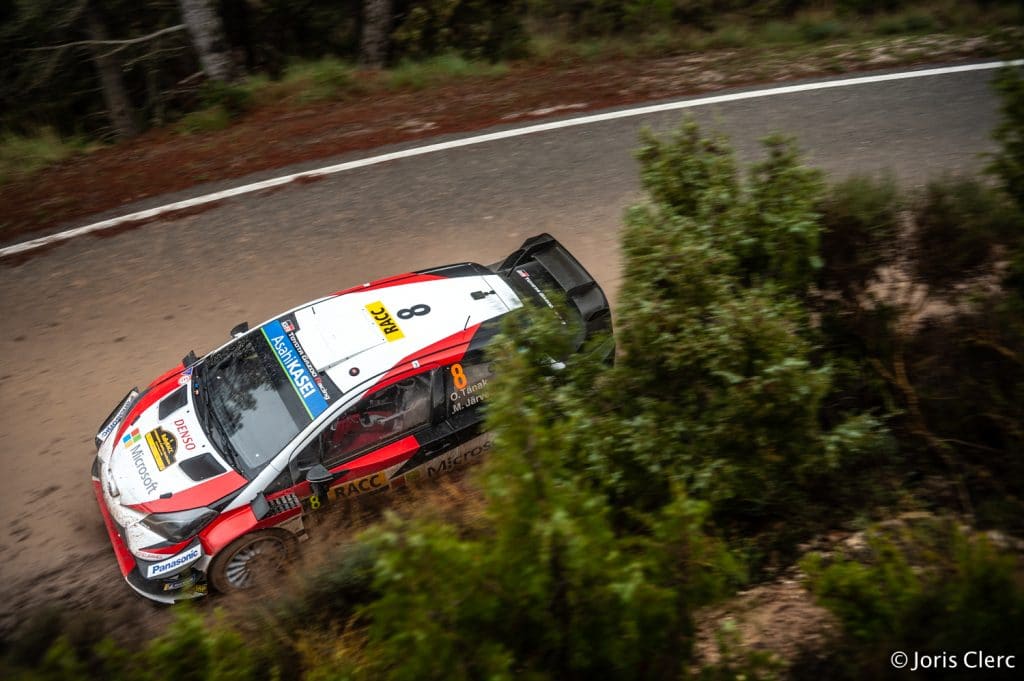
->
(177, 0), (233, 81)
(84, 7), (137, 139)
(360, 0), (392, 68)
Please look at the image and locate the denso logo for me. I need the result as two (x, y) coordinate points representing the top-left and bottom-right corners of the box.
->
(270, 335), (316, 398)
(147, 545), (202, 579)
(173, 418), (197, 451)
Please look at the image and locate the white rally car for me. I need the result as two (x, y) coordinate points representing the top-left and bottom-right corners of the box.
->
(91, 234), (612, 602)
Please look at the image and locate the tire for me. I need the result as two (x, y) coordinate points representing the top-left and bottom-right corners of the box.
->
(208, 529), (296, 594)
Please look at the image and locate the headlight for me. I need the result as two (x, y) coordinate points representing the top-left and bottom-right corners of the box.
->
(140, 507), (217, 543)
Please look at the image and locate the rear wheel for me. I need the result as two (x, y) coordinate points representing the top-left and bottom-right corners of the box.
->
(208, 530), (295, 593)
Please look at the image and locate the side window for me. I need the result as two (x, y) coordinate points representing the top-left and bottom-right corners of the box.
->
(321, 372), (433, 469)
(445, 357), (495, 416)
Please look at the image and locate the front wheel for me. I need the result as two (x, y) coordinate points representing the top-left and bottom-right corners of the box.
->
(208, 530), (296, 594)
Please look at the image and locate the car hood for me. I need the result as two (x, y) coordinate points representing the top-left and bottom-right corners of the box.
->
(106, 372), (245, 512)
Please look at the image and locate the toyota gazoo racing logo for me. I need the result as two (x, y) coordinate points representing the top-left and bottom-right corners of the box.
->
(146, 545), (202, 579)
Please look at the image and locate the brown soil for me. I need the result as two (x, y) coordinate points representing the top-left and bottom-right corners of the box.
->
(1, 31), (1017, 245)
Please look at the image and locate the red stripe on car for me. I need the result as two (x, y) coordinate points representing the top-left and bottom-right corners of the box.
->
(332, 272), (444, 296)
(129, 470), (246, 514)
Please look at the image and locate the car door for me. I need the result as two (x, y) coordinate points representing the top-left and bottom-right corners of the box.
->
(287, 369), (439, 513)
(388, 352), (497, 484)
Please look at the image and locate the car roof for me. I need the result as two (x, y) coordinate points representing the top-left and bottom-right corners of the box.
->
(290, 266), (521, 396)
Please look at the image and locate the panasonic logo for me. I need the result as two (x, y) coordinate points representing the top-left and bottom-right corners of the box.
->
(146, 545), (202, 579)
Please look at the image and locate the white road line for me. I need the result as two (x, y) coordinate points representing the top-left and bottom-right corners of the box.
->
(3, 59), (1021, 259)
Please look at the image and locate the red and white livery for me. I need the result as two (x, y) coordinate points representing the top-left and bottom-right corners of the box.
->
(91, 234), (612, 602)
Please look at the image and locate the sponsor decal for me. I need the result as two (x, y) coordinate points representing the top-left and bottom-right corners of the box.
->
(328, 471), (388, 500)
(162, 574), (196, 591)
(516, 268), (564, 323)
(99, 390), (139, 443)
(282, 319), (295, 332)
(146, 544), (202, 579)
(426, 437), (492, 478)
(129, 442), (158, 494)
(122, 427), (142, 448)
(262, 320), (330, 418)
(365, 301), (405, 342)
(145, 427), (178, 471)
(173, 418), (197, 451)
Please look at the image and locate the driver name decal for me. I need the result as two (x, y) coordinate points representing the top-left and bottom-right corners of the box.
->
(262, 320), (330, 418)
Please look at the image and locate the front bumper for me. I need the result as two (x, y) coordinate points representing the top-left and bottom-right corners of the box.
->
(91, 456), (207, 603)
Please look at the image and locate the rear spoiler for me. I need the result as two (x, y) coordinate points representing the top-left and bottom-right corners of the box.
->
(496, 233), (612, 339)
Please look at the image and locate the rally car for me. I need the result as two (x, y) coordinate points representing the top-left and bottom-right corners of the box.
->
(91, 234), (611, 602)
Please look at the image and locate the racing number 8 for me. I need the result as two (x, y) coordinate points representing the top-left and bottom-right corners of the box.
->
(309, 494), (321, 510)
(397, 304), (431, 320)
(451, 363), (468, 390)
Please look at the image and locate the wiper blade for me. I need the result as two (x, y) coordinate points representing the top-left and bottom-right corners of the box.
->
(193, 371), (243, 473)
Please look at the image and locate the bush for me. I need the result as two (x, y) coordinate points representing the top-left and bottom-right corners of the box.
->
(799, 18), (850, 42)
(392, 1), (528, 61)
(175, 106), (233, 134)
(199, 81), (253, 118)
(0, 128), (88, 184)
(385, 53), (508, 90)
(818, 173), (902, 294)
(804, 517), (1024, 679)
(283, 59), (364, 102)
(988, 66), (1024, 211)
(912, 177), (1017, 290)
(615, 119), (892, 554)
(348, 309), (739, 681)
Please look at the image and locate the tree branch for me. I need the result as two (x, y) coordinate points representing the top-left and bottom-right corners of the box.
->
(29, 24), (187, 54)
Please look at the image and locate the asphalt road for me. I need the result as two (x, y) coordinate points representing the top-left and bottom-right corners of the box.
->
(0, 65), (1002, 616)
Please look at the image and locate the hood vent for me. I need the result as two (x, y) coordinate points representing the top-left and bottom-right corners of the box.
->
(179, 453), (226, 482)
(157, 386), (189, 419)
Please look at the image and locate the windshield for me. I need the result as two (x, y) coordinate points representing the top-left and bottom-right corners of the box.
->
(194, 333), (311, 476)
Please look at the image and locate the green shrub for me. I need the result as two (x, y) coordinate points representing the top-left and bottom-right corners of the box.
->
(144, 608), (261, 681)
(637, 119), (740, 225)
(988, 66), (1024, 211)
(350, 308), (739, 681)
(617, 120), (891, 551)
(912, 176), (1017, 290)
(799, 18), (850, 42)
(0, 128), (88, 184)
(199, 81), (253, 118)
(175, 106), (233, 134)
(804, 518), (1024, 679)
(283, 59), (364, 103)
(386, 53), (509, 90)
(875, 12), (939, 35)
(818, 173), (902, 294)
(392, 1), (528, 61)
(271, 540), (378, 630)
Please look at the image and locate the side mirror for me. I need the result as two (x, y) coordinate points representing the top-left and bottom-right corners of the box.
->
(306, 464), (333, 486)
(182, 350), (198, 368)
(251, 492), (269, 520)
(230, 321), (249, 338)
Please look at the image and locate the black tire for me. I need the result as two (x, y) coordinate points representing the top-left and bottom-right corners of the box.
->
(208, 529), (296, 594)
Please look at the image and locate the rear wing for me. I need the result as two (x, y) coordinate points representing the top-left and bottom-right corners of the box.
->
(495, 233), (612, 340)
